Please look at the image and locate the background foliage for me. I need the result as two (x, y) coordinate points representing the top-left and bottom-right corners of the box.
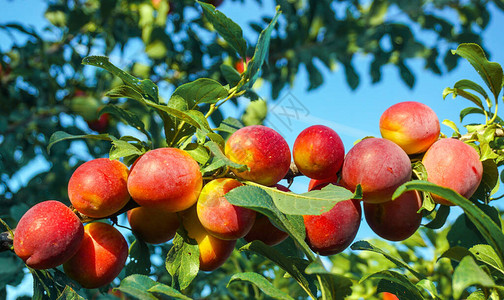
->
(2, 0), (504, 299)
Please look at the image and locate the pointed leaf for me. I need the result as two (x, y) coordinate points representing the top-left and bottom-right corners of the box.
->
(453, 256), (495, 299)
(56, 286), (85, 300)
(198, 1), (247, 58)
(360, 270), (425, 300)
(305, 259), (353, 300)
(454, 79), (491, 107)
(125, 239), (151, 276)
(216, 117), (243, 134)
(228, 272), (294, 300)
(451, 43), (504, 101)
(394, 181), (504, 263)
(239, 241), (317, 299)
(171, 78), (228, 109)
(47, 131), (113, 153)
(99, 104), (151, 139)
(165, 231), (200, 290)
(147, 284), (193, 300)
(245, 8), (281, 87)
(350, 240), (425, 280)
(115, 275), (158, 300)
(82, 56), (159, 103)
(469, 244), (504, 276)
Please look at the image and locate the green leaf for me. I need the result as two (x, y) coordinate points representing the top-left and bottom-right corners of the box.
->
(360, 270), (425, 299)
(82, 56), (159, 103)
(228, 272), (294, 300)
(184, 143), (211, 165)
(443, 87), (485, 110)
(105, 85), (144, 102)
(262, 183), (359, 216)
(452, 256), (495, 299)
(224, 185), (312, 258)
(198, 1), (247, 59)
(56, 286), (84, 300)
(245, 7), (281, 88)
(216, 117), (243, 134)
(454, 79), (491, 108)
(439, 246), (473, 262)
(460, 107), (491, 122)
(165, 231), (200, 290)
(305, 259), (353, 300)
(416, 279), (441, 299)
(204, 140), (247, 171)
(424, 205), (450, 229)
(145, 100), (204, 130)
(171, 78), (228, 109)
(115, 275), (158, 300)
(99, 104), (151, 139)
(451, 43), (504, 101)
(47, 131), (113, 153)
(394, 180), (504, 263)
(148, 284), (193, 300)
(109, 139), (146, 161)
(441, 120), (461, 136)
(239, 241), (317, 299)
(350, 240), (426, 280)
(469, 244), (504, 276)
(125, 239), (151, 276)
(220, 64), (242, 86)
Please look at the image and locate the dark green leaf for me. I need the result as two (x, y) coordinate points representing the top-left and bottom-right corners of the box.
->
(47, 131), (113, 153)
(305, 259), (353, 300)
(171, 78), (228, 109)
(198, 1), (247, 58)
(453, 256), (495, 299)
(239, 241), (317, 299)
(228, 272), (294, 300)
(443, 87), (485, 110)
(99, 104), (150, 139)
(115, 275), (158, 300)
(82, 56), (159, 103)
(439, 246), (473, 263)
(125, 239), (151, 276)
(264, 183), (359, 216)
(56, 286), (84, 300)
(245, 8), (281, 87)
(165, 231), (200, 290)
(398, 61), (415, 88)
(394, 181), (504, 263)
(220, 64), (242, 86)
(424, 205), (450, 229)
(454, 79), (491, 107)
(148, 284), (193, 300)
(350, 240), (426, 280)
(105, 85), (144, 102)
(360, 270), (425, 300)
(225, 185), (312, 257)
(216, 117), (243, 134)
(451, 43), (504, 101)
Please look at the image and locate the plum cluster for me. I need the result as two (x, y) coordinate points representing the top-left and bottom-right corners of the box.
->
(12, 101), (484, 288)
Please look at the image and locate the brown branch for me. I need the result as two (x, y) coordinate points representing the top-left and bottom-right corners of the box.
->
(0, 231), (13, 252)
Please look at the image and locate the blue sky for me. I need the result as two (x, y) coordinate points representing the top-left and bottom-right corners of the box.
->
(2, 0), (504, 298)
